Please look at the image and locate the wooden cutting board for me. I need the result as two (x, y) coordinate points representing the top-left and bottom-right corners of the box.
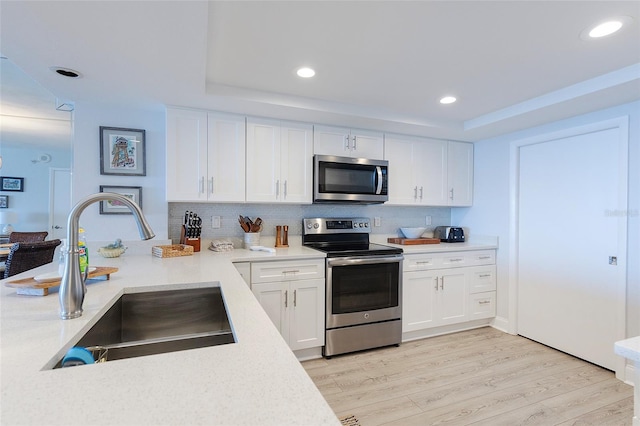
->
(4, 266), (119, 296)
(387, 238), (440, 245)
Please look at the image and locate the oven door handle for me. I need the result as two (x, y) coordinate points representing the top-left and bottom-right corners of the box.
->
(327, 255), (403, 267)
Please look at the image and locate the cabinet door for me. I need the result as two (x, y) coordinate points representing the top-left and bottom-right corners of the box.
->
(166, 108), (208, 201)
(436, 269), (467, 325)
(280, 122), (313, 203)
(246, 118), (281, 202)
(351, 129), (384, 159)
(402, 270), (438, 332)
(208, 113), (246, 202)
(252, 282), (289, 341)
(313, 125), (351, 157)
(417, 139), (448, 205)
(289, 279), (325, 350)
(384, 136), (418, 205)
(448, 141), (473, 206)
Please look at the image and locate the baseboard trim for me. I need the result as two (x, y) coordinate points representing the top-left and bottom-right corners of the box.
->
(491, 316), (511, 334)
(402, 319), (492, 342)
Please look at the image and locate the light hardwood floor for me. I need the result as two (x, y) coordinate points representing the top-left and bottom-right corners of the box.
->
(302, 327), (634, 426)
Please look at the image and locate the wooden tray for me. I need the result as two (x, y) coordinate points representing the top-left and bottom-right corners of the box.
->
(4, 266), (119, 296)
(387, 238), (441, 245)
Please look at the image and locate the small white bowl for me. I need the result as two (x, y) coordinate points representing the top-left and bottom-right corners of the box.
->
(400, 227), (427, 239)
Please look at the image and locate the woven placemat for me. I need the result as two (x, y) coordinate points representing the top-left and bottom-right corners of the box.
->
(340, 415), (361, 426)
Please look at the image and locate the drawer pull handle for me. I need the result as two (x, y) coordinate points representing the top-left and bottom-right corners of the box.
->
(416, 261), (431, 265)
(282, 270), (300, 274)
(449, 258), (463, 262)
(284, 290), (288, 308)
(479, 274), (491, 278)
(293, 289), (297, 307)
(478, 300), (491, 305)
(478, 256), (491, 260)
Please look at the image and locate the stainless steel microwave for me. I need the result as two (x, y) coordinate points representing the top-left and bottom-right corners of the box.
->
(313, 155), (389, 204)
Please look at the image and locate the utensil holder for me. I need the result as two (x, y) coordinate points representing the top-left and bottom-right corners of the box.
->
(243, 232), (260, 248)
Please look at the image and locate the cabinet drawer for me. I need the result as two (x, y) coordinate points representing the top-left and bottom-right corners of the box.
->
(251, 259), (325, 283)
(468, 265), (497, 294)
(404, 254), (441, 271)
(440, 253), (468, 268)
(468, 250), (495, 266)
(468, 291), (496, 320)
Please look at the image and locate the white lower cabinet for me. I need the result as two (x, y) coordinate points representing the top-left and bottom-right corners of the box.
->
(250, 260), (325, 351)
(402, 250), (496, 334)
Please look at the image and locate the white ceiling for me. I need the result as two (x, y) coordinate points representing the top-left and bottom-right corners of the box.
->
(1, 1), (639, 142)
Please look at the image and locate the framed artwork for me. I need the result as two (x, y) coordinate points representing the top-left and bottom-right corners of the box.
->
(0, 177), (24, 192)
(100, 126), (146, 176)
(99, 185), (142, 215)
(0, 195), (8, 208)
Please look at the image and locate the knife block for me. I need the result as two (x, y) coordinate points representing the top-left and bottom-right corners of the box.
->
(179, 225), (201, 252)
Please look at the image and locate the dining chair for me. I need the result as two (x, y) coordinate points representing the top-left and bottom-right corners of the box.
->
(3, 239), (61, 279)
(8, 231), (49, 243)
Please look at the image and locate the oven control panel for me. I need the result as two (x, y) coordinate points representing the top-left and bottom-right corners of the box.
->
(303, 218), (371, 234)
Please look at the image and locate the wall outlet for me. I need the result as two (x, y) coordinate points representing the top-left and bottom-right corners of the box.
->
(374, 217), (381, 227)
(425, 215), (432, 226)
(212, 216), (221, 229)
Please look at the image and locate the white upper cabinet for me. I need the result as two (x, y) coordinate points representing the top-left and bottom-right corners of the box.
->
(314, 125), (384, 159)
(385, 135), (448, 205)
(447, 141), (473, 206)
(246, 117), (313, 203)
(166, 108), (245, 202)
(166, 108), (209, 201)
(385, 135), (473, 207)
(207, 112), (247, 202)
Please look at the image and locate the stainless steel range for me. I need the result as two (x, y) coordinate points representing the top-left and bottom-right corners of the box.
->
(302, 217), (404, 358)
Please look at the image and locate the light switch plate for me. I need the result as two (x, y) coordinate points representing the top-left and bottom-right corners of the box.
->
(212, 216), (221, 229)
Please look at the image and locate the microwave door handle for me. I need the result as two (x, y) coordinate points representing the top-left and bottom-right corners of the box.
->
(375, 166), (383, 194)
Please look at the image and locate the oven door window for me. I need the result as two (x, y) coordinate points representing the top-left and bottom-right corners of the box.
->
(331, 262), (399, 314)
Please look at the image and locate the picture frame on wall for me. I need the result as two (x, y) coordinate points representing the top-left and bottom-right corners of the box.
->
(0, 177), (24, 192)
(99, 185), (142, 215)
(100, 126), (146, 176)
(0, 195), (8, 208)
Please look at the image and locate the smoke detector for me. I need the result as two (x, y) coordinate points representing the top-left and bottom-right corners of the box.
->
(32, 154), (52, 164)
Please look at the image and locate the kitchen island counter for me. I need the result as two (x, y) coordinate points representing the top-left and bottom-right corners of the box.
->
(0, 243), (338, 426)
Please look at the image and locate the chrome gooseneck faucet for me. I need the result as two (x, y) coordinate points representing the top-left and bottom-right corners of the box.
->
(59, 193), (155, 319)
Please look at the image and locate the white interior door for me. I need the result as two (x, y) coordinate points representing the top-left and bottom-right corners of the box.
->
(516, 122), (627, 372)
(49, 168), (71, 240)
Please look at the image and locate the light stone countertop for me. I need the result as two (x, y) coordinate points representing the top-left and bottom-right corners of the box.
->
(615, 336), (640, 363)
(0, 242), (339, 426)
(372, 234), (498, 254)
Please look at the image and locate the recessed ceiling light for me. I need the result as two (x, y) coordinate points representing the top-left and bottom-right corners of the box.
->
(590, 21), (623, 37)
(49, 66), (82, 78)
(581, 16), (633, 40)
(296, 67), (315, 78)
(440, 96), (457, 104)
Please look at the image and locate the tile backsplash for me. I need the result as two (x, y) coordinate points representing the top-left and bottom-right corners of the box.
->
(169, 202), (451, 243)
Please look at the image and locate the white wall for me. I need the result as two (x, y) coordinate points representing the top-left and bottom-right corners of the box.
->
(0, 144), (71, 233)
(452, 100), (640, 339)
(71, 102), (168, 241)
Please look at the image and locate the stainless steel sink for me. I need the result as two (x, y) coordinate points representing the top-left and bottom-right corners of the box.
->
(53, 286), (235, 368)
